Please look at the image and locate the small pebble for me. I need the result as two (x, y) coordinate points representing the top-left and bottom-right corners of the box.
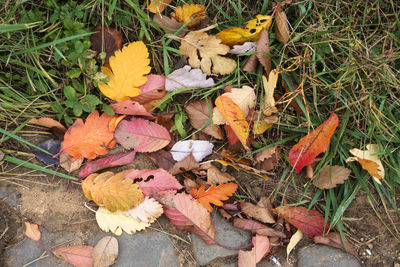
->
(360, 237), (365, 242)
(367, 243), (373, 249)
(366, 249), (372, 256)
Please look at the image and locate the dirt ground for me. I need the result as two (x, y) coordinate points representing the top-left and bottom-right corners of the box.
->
(1, 133), (400, 266)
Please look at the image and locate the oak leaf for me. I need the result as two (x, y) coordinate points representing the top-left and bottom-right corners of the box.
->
(273, 206), (329, 238)
(170, 4), (205, 28)
(53, 245), (93, 267)
(96, 207), (149, 235)
(262, 70), (278, 116)
(216, 15), (272, 46)
(124, 196), (163, 223)
(62, 111), (115, 160)
(346, 144), (384, 183)
(170, 140), (214, 162)
(98, 41), (151, 102)
(92, 236), (118, 267)
(190, 183), (238, 212)
(24, 222), (41, 242)
(179, 32), (236, 75)
(289, 112), (339, 172)
(238, 235), (270, 267)
(147, 0), (172, 13)
(312, 165), (351, 189)
(82, 171), (144, 212)
(215, 96), (249, 149)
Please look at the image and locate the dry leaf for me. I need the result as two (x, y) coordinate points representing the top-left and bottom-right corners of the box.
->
(98, 41), (150, 102)
(233, 218), (286, 238)
(216, 159), (270, 180)
(133, 74), (167, 105)
(206, 164), (235, 185)
(166, 65), (214, 92)
(252, 115), (277, 135)
(170, 4), (205, 28)
(256, 29), (271, 75)
(346, 144), (384, 183)
(153, 14), (188, 36)
(289, 112), (339, 173)
(254, 146), (281, 171)
(82, 171), (144, 212)
(124, 196), (163, 223)
(185, 99), (223, 139)
(147, 0), (172, 13)
(62, 111), (115, 160)
(28, 117), (67, 132)
(287, 229), (303, 259)
(92, 236), (118, 267)
(190, 183), (238, 212)
(90, 26), (122, 65)
(184, 178), (199, 192)
(147, 150), (175, 170)
(240, 201), (275, 224)
(313, 232), (357, 257)
(238, 235), (270, 267)
(169, 154), (200, 175)
(53, 245), (93, 267)
(216, 15), (272, 46)
(59, 152), (84, 173)
(262, 70), (278, 116)
(109, 100), (153, 118)
(313, 165), (351, 189)
(242, 53), (258, 73)
(213, 86), (256, 125)
(229, 42), (256, 54)
(24, 222), (41, 242)
(170, 140), (214, 162)
(179, 31), (237, 75)
(275, 4), (290, 44)
(215, 95), (249, 149)
(96, 207), (150, 235)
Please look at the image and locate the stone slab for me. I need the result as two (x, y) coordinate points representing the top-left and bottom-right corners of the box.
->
(297, 244), (361, 267)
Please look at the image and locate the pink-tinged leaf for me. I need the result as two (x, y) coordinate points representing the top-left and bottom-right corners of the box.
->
(24, 222), (41, 241)
(132, 74), (167, 104)
(273, 206), (329, 238)
(79, 151), (136, 178)
(124, 168), (182, 197)
(109, 100), (154, 118)
(115, 118), (171, 152)
(233, 218), (286, 238)
(238, 235), (270, 267)
(53, 245), (93, 267)
(147, 150), (175, 170)
(159, 192), (216, 245)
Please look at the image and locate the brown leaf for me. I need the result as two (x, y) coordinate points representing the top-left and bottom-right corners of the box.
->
(90, 26), (122, 65)
(153, 14), (188, 36)
(313, 232), (357, 257)
(169, 154), (200, 175)
(256, 28), (271, 75)
(275, 5), (290, 44)
(59, 152), (84, 173)
(257, 197), (273, 212)
(24, 222), (41, 242)
(206, 165), (235, 185)
(28, 117), (67, 132)
(254, 146), (281, 171)
(147, 150), (175, 170)
(240, 201), (275, 224)
(313, 165), (351, 189)
(233, 218), (286, 238)
(185, 99), (223, 140)
(242, 54), (258, 73)
(184, 178), (199, 193)
(218, 208), (233, 221)
(92, 236), (118, 267)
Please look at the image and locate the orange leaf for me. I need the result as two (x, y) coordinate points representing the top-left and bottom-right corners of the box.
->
(24, 222), (41, 242)
(147, 0), (173, 13)
(62, 111), (116, 160)
(289, 112), (339, 172)
(82, 171), (144, 212)
(215, 95), (249, 149)
(190, 183), (238, 212)
(170, 4), (205, 28)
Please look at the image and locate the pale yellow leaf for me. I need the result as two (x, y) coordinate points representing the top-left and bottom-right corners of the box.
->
(124, 196), (163, 223)
(287, 229), (303, 260)
(262, 70), (278, 116)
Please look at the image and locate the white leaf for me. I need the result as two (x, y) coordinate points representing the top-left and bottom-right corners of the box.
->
(229, 42), (256, 54)
(124, 197), (163, 223)
(165, 65), (214, 92)
(96, 207), (150, 236)
(170, 140), (213, 162)
(287, 229), (303, 260)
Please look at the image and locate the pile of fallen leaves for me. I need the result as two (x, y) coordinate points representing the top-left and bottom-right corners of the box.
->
(24, 1), (386, 266)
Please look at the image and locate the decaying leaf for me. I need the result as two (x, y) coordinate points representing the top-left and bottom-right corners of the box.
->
(216, 15), (272, 46)
(240, 200), (275, 224)
(60, 152), (84, 173)
(313, 232), (356, 257)
(216, 159), (270, 180)
(256, 29), (271, 74)
(53, 245), (93, 267)
(287, 229), (303, 259)
(252, 114), (278, 135)
(92, 236), (118, 267)
(190, 183), (238, 212)
(24, 222), (41, 242)
(147, 150), (175, 170)
(132, 74), (167, 105)
(262, 70), (278, 116)
(170, 140), (214, 162)
(274, 2), (290, 44)
(79, 151), (136, 178)
(158, 192), (216, 244)
(147, 0), (173, 13)
(229, 42), (256, 54)
(153, 14), (188, 35)
(28, 117), (67, 132)
(165, 65), (214, 92)
(238, 235), (270, 267)
(98, 41), (150, 102)
(185, 99), (223, 140)
(179, 32), (237, 75)
(215, 96), (249, 149)
(62, 111), (115, 160)
(114, 118), (171, 152)
(90, 26), (122, 65)
(273, 206), (329, 238)
(233, 218), (286, 238)
(170, 4), (205, 28)
(346, 144), (384, 183)
(213, 86), (256, 125)
(206, 164), (235, 185)
(169, 154), (200, 175)
(124, 196), (163, 223)
(109, 100), (153, 118)
(289, 112), (339, 173)
(312, 165), (351, 189)
(82, 171), (144, 212)
(254, 146), (281, 171)
(96, 207), (150, 235)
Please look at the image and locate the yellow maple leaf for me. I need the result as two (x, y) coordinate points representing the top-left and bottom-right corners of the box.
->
(216, 15), (272, 46)
(98, 41), (151, 102)
(170, 4), (205, 28)
(82, 171), (144, 212)
(179, 31), (237, 75)
(262, 69), (278, 116)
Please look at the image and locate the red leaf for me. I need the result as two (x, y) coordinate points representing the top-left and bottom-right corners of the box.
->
(79, 151), (136, 178)
(238, 235), (270, 267)
(124, 168), (182, 197)
(224, 125), (239, 145)
(273, 206), (329, 238)
(114, 118), (171, 152)
(158, 192), (216, 245)
(109, 100), (154, 118)
(289, 112), (339, 172)
(132, 74), (167, 104)
(233, 218), (286, 238)
(53, 245), (93, 267)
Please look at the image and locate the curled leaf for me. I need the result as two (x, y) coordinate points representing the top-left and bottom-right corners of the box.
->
(170, 140), (214, 162)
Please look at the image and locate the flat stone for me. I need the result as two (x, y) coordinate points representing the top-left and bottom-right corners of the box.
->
(90, 231), (179, 267)
(192, 212), (252, 266)
(219, 262), (275, 267)
(297, 244), (361, 267)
